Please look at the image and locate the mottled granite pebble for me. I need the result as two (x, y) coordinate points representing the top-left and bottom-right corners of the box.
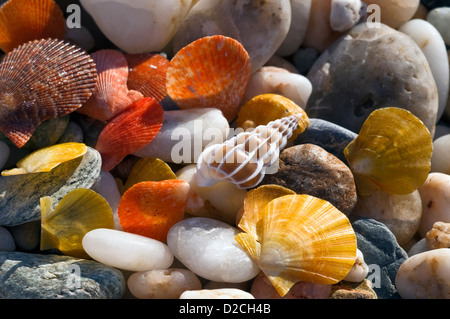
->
(0, 147), (102, 226)
(261, 144), (357, 216)
(0, 251), (125, 299)
(352, 218), (408, 299)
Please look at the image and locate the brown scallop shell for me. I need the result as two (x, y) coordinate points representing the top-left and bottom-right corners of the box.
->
(0, 0), (66, 53)
(0, 38), (97, 148)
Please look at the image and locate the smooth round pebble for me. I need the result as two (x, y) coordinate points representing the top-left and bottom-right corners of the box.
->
(176, 164), (246, 225)
(179, 288), (254, 299)
(0, 226), (15, 252)
(91, 171), (122, 230)
(167, 217), (260, 283)
(418, 172), (450, 237)
(82, 228), (174, 272)
(352, 189), (423, 247)
(127, 268), (202, 299)
(8, 221), (40, 251)
(292, 47), (319, 75)
(395, 248), (450, 299)
(0, 140), (9, 170)
(431, 134), (450, 174)
(427, 7), (450, 45)
(407, 238), (430, 257)
(343, 249), (369, 283)
(363, 0), (420, 28)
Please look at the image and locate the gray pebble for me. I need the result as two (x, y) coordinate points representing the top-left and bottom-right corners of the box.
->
(0, 226), (15, 252)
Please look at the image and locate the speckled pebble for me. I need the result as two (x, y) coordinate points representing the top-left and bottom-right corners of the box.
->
(395, 248), (450, 299)
(425, 221), (450, 249)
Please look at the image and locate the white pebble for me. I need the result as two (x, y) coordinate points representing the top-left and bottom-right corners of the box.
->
(330, 0), (362, 32)
(396, 248), (450, 299)
(82, 228), (173, 272)
(343, 249), (369, 282)
(167, 217), (260, 283)
(0, 140), (10, 170)
(127, 268), (202, 299)
(179, 288), (255, 299)
(0, 226), (15, 252)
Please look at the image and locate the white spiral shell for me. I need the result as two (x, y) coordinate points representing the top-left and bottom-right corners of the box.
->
(193, 114), (302, 189)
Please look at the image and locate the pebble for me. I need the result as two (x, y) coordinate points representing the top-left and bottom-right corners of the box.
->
(127, 268), (202, 299)
(0, 140), (9, 170)
(431, 134), (450, 173)
(166, 217), (260, 283)
(179, 288), (255, 299)
(172, 0), (291, 72)
(0, 226), (15, 252)
(399, 19), (449, 121)
(91, 171), (122, 230)
(330, 279), (377, 299)
(241, 66), (313, 109)
(133, 108), (229, 164)
(352, 189), (423, 247)
(0, 251), (125, 299)
(417, 172), (450, 237)
(276, 0), (311, 57)
(250, 273), (332, 299)
(407, 238), (430, 256)
(82, 228), (174, 272)
(330, 0), (363, 32)
(363, 0), (420, 28)
(0, 146), (102, 226)
(434, 121), (450, 140)
(64, 24), (96, 52)
(7, 221), (40, 251)
(56, 121), (84, 144)
(427, 7), (450, 45)
(294, 118), (357, 165)
(261, 144), (357, 216)
(79, 0), (192, 54)
(352, 218), (408, 299)
(343, 249), (370, 283)
(176, 164), (247, 225)
(395, 248), (450, 299)
(306, 22), (439, 137)
(21, 116), (69, 151)
(292, 47), (319, 75)
(425, 221), (450, 249)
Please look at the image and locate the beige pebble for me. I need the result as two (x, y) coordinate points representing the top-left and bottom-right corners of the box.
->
(127, 268), (202, 299)
(395, 248), (450, 299)
(431, 134), (450, 174)
(412, 3), (428, 20)
(363, 0), (420, 29)
(418, 173), (450, 237)
(352, 189), (422, 246)
(426, 221), (450, 249)
(343, 249), (369, 282)
(179, 288), (254, 299)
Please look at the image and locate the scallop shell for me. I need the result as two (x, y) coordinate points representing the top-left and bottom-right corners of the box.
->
(166, 35), (251, 122)
(126, 53), (169, 102)
(236, 93), (310, 141)
(123, 157), (176, 192)
(236, 194), (357, 297)
(77, 49), (144, 121)
(95, 97), (164, 172)
(194, 114), (302, 189)
(118, 179), (192, 242)
(40, 188), (114, 258)
(1, 142), (87, 176)
(0, 0), (66, 53)
(0, 38), (97, 148)
(344, 107), (433, 196)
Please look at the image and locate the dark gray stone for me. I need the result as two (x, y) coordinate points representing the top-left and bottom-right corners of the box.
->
(352, 218), (408, 299)
(0, 251), (125, 299)
(294, 118), (357, 165)
(0, 147), (101, 226)
(261, 144), (357, 215)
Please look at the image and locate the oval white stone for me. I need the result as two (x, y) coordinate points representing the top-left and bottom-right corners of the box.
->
(167, 217), (260, 283)
(396, 248), (450, 299)
(82, 228), (173, 271)
(179, 288), (255, 299)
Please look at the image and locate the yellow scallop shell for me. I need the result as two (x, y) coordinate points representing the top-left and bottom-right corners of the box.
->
(123, 157), (177, 192)
(236, 193), (357, 297)
(344, 107), (433, 196)
(40, 188), (114, 258)
(236, 93), (309, 141)
(1, 142), (87, 176)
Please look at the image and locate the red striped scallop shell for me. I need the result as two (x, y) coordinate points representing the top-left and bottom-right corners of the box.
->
(166, 35), (251, 122)
(0, 38), (97, 148)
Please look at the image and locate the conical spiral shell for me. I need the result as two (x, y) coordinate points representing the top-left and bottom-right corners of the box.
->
(0, 38), (97, 148)
(194, 114), (302, 189)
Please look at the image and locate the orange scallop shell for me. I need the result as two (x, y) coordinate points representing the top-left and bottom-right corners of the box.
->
(95, 97), (164, 171)
(0, 38), (97, 148)
(118, 179), (192, 242)
(126, 53), (169, 102)
(0, 0), (66, 53)
(166, 35), (251, 122)
(77, 49), (144, 121)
